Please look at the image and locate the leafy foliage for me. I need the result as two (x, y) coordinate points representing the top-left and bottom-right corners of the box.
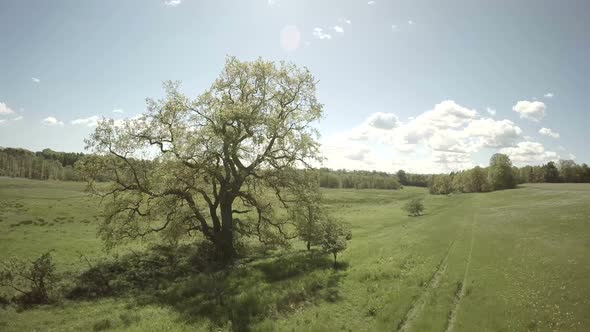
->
(0, 148), (81, 181)
(289, 171), (325, 250)
(430, 175), (454, 195)
(542, 161), (560, 182)
(488, 153), (517, 190)
(0, 251), (58, 306)
(319, 168), (401, 189)
(403, 198), (425, 217)
(79, 57), (324, 261)
(67, 243), (220, 300)
(319, 217), (352, 268)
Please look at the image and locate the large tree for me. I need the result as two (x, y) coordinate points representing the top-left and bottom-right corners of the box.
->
(559, 160), (580, 183)
(542, 161), (560, 183)
(80, 57), (324, 262)
(396, 170), (408, 186)
(488, 153), (516, 190)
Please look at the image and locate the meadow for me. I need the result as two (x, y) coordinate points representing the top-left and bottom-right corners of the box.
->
(0, 177), (589, 331)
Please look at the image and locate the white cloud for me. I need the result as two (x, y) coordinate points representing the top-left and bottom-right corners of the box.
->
(463, 118), (523, 149)
(0, 119), (5, 124)
(512, 100), (546, 121)
(347, 112), (400, 142)
(345, 147), (371, 161)
(486, 106), (496, 116)
(345, 19), (351, 24)
(500, 141), (558, 165)
(411, 100), (477, 131)
(333, 26), (344, 33)
(163, 0), (182, 6)
(320, 100), (530, 173)
(13, 115), (23, 121)
(544, 92), (554, 98)
(352, 101), (481, 152)
(312, 28), (332, 40)
(408, 20), (414, 25)
(366, 112), (399, 130)
(268, 0), (276, 5)
(321, 135), (376, 170)
(432, 151), (474, 171)
(71, 115), (100, 127)
(112, 109), (124, 114)
(391, 25), (398, 31)
(0, 102), (15, 115)
(32, 77), (40, 83)
(42, 116), (64, 126)
(367, 1), (375, 5)
(539, 127), (560, 138)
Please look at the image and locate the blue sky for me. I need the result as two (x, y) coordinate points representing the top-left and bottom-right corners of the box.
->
(0, 0), (588, 173)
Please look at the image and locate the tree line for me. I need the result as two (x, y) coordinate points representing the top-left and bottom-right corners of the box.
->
(317, 169), (431, 190)
(0, 148), (82, 181)
(3, 147), (589, 193)
(318, 168), (401, 189)
(428, 154), (590, 195)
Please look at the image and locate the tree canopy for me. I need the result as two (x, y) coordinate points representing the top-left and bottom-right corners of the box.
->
(80, 57), (324, 261)
(488, 153), (516, 190)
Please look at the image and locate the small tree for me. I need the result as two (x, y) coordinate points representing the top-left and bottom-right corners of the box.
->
(403, 198), (424, 217)
(0, 251), (57, 306)
(319, 217), (352, 268)
(290, 173), (324, 251)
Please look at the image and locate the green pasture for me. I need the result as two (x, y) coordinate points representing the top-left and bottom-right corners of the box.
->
(0, 178), (588, 331)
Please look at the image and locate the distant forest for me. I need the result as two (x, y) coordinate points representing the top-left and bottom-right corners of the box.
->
(1, 147), (590, 190)
(0, 148), (83, 181)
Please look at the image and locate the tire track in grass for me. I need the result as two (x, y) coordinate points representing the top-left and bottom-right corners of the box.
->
(397, 241), (455, 332)
(445, 212), (476, 332)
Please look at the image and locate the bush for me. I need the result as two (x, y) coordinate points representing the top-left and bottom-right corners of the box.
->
(319, 217), (352, 268)
(0, 251), (58, 307)
(67, 242), (221, 300)
(403, 198), (424, 217)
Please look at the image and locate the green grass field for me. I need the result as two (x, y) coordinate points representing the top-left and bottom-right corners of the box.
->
(1, 177), (589, 331)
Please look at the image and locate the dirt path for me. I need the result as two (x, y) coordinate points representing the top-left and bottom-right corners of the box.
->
(397, 241), (455, 332)
(444, 212), (476, 332)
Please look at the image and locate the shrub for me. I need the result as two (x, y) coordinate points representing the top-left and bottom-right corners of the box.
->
(0, 251), (58, 307)
(403, 198), (424, 217)
(319, 217), (352, 268)
(67, 242), (221, 300)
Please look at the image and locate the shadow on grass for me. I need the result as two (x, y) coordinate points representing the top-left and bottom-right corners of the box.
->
(150, 251), (347, 331)
(254, 250), (347, 282)
(66, 245), (347, 332)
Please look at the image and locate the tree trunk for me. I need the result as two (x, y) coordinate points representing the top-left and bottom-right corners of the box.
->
(333, 252), (337, 268)
(218, 197), (237, 263)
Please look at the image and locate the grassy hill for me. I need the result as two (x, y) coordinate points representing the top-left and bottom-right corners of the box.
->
(1, 178), (589, 331)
